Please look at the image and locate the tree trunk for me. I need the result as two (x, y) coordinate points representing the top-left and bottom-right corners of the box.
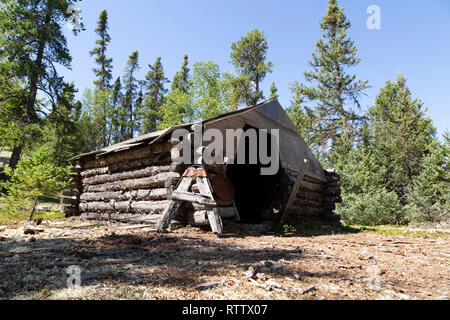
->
(29, 198), (38, 221)
(8, 145), (22, 170)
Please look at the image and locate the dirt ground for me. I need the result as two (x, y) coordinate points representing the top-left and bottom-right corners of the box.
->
(0, 217), (448, 300)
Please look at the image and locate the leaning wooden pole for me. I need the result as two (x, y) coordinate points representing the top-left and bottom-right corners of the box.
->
(280, 159), (310, 225)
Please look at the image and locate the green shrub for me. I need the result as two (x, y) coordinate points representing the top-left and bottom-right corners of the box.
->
(336, 188), (407, 226)
(0, 147), (71, 221)
(405, 134), (449, 222)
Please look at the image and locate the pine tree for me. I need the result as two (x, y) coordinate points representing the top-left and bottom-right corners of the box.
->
(90, 10), (113, 91)
(407, 133), (449, 222)
(287, 82), (313, 146)
(0, 0), (83, 169)
(367, 74), (436, 201)
(122, 51), (140, 140)
(298, 0), (369, 160)
(110, 77), (123, 144)
(45, 83), (82, 166)
(269, 82), (278, 101)
(139, 57), (169, 134)
(230, 28), (273, 106)
(172, 54), (190, 93)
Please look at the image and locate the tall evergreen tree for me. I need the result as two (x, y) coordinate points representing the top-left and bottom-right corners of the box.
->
(139, 57), (169, 134)
(90, 10), (112, 91)
(288, 82), (313, 146)
(0, 0), (83, 169)
(269, 82), (278, 101)
(407, 132), (449, 222)
(367, 74), (435, 200)
(89, 10), (114, 148)
(298, 0), (369, 160)
(171, 54), (190, 93)
(122, 51), (140, 140)
(110, 77), (123, 144)
(230, 28), (273, 106)
(45, 83), (84, 165)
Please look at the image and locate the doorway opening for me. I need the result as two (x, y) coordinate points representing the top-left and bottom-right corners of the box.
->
(226, 125), (284, 223)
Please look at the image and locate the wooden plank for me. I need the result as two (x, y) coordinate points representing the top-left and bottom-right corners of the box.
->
(207, 208), (223, 237)
(280, 160), (310, 225)
(157, 173), (193, 232)
(232, 200), (241, 222)
(170, 191), (218, 207)
(197, 175), (223, 237)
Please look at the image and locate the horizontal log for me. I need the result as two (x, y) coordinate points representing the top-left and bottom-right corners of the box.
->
(84, 172), (180, 193)
(287, 175), (324, 192)
(81, 212), (164, 224)
(164, 177), (181, 188)
(323, 196), (342, 203)
(80, 188), (167, 202)
(62, 190), (79, 197)
(81, 167), (109, 178)
(170, 191), (217, 207)
(300, 181), (325, 192)
(82, 143), (172, 170)
(296, 189), (322, 201)
(289, 206), (323, 216)
(326, 181), (340, 188)
(293, 198), (321, 208)
(62, 206), (79, 217)
(324, 187), (341, 195)
(189, 204), (235, 217)
(80, 200), (169, 214)
(82, 165), (171, 186)
(303, 175), (326, 185)
(188, 211), (210, 226)
(71, 167), (81, 173)
(61, 197), (79, 205)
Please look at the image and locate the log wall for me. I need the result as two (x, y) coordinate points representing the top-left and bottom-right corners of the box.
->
(68, 138), (341, 227)
(286, 168), (341, 219)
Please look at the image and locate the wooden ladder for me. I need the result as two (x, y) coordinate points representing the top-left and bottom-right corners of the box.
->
(157, 166), (223, 237)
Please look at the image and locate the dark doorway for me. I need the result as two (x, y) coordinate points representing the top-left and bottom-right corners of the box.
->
(226, 125), (284, 223)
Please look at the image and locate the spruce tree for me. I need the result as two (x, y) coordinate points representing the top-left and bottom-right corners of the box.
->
(269, 82), (278, 101)
(230, 28), (273, 106)
(287, 82), (314, 147)
(140, 57), (169, 134)
(367, 74), (436, 200)
(45, 83), (81, 166)
(298, 0), (369, 160)
(110, 77), (123, 144)
(172, 54), (190, 93)
(90, 10), (113, 91)
(407, 133), (449, 222)
(122, 51), (140, 140)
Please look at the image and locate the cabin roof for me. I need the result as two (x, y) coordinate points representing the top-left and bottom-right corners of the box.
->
(70, 100), (327, 182)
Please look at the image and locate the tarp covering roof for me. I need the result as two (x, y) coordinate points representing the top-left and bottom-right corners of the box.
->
(71, 100), (326, 182)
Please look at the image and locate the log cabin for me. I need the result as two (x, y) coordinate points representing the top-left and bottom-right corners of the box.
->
(63, 100), (341, 236)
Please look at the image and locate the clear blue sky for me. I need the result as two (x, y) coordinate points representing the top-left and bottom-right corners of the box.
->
(60, 0), (450, 137)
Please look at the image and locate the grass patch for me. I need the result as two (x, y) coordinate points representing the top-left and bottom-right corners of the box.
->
(347, 224), (449, 239)
(0, 209), (64, 226)
(270, 216), (360, 237)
